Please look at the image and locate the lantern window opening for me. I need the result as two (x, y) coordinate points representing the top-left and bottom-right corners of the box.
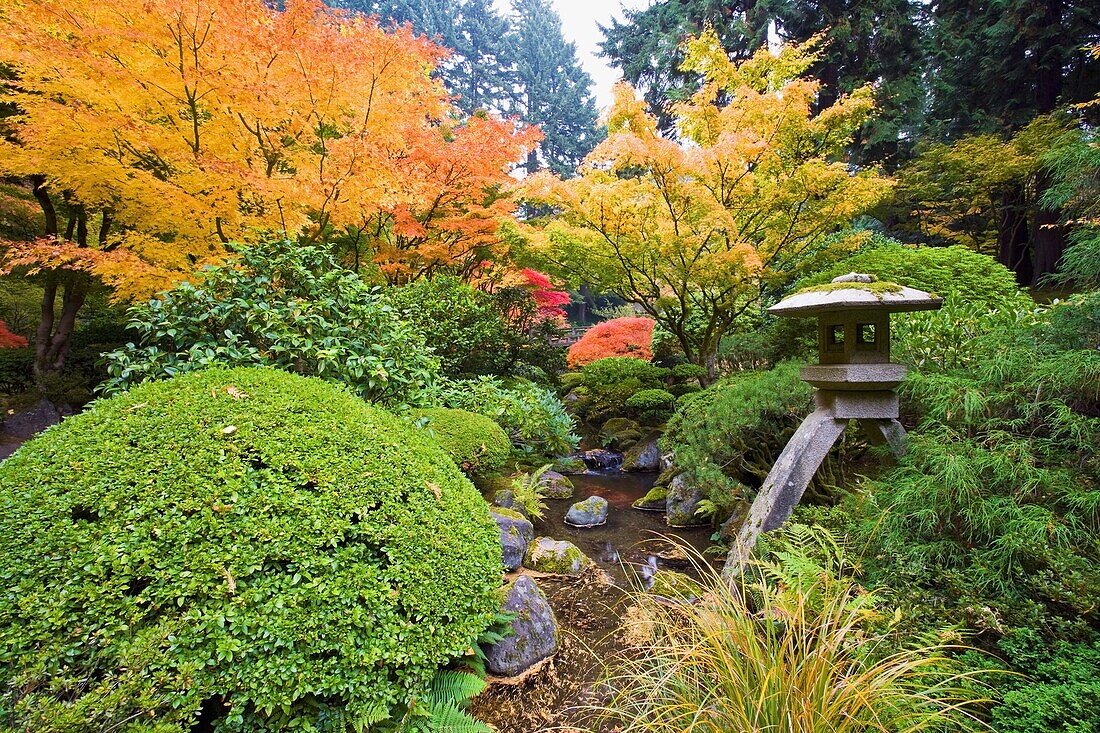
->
(827, 324), (845, 349)
(857, 323), (876, 346)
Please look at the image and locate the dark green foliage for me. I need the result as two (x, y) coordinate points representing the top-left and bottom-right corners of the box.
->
(664, 362), (830, 510)
(0, 367), (502, 731)
(101, 240), (439, 406)
(865, 296), (1100, 624)
(508, 0), (602, 175)
(388, 276), (565, 382)
(580, 357), (668, 405)
(0, 347), (33, 393)
(988, 630), (1100, 733)
(388, 276), (513, 379)
(434, 377), (579, 456)
(408, 407), (512, 475)
(764, 0), (927, 165)
(1040, 125), (1100, 287)
(625, 388), (676, 421)
(599, 0), (767, 133)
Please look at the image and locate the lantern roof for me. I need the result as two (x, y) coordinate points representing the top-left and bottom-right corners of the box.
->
(769, 273), (942, 318)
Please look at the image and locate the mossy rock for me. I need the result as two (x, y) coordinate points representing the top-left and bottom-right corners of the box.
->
(632, 485), (668, 512)
(0, 367), (501, 729)
(551, 455), (587, 475)
(524, 537), (593, 575)
(648, 570), (699, 601)
(622, 430), (662, 472)
(536, 470), (574, 499)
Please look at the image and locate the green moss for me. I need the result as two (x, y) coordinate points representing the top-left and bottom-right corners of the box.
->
(491, 506), (528, 523)
(524, 538), (591, 574)
(0, 367), (502, 730)
(408, 407), (512, 475)
(551, 456), (587, 475)
(793, 280), (905, 297)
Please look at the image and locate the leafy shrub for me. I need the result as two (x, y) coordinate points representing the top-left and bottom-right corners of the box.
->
(0, 367), (502, 731)
(669, 363), (706, 382)
(101, 240), (439, 406)
(988, 629), (1100, 733)
(581, 357), (668, 404)
(567, 317), (655, 368)
(0, 347), (33, 393)
(507, 465), (552, 520)
(558, 372), (585, 392)
(388, 276), (514, 379)
(408, 407), (512, 475)
(435, 377), (579, 456)
(602, 530), (986, 733)
(625, 388), (676, 421)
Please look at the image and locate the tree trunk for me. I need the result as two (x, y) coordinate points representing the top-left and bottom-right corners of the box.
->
(996, 185), (1033, 287)
(1031, 170), (1067, 286)
(33, 275), (89, 381)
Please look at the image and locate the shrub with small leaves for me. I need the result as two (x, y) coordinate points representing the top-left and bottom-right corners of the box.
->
(408, 408), (512, 476)
(434, 377), (579, 456)
(625, 388), (677, 420)
(0, 367), (501, 732)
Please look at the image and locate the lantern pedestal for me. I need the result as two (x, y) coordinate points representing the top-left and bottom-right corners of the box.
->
(721, 274), (941, 582)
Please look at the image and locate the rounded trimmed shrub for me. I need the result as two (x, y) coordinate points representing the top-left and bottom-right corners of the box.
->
(408, 407), (512, 475)
(0, 367), (501, 731)
(625, 388), (677, 412)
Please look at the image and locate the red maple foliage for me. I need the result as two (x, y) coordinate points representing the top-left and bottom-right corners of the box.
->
(0, 321), (28, 349)
(567, 316), (655, 368)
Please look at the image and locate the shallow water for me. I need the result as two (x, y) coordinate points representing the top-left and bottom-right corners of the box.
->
(534, 470), (714, 585)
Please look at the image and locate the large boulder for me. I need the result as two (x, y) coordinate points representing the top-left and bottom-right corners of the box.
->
(491, 507), (535, 572)
(564, 496), (609, 528)
(484, 576), (559, 677)
(524, 537), (593, 575)
(622, 430), (662, 471)
(536, 470), (574, 500)
(666, 474), (707, 528)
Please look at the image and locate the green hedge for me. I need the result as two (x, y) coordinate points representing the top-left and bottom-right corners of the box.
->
(0, 367), (501, 731)
(408, 407), (512, 475)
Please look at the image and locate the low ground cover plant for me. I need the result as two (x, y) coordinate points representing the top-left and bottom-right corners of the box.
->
(0, 367), (501, 731)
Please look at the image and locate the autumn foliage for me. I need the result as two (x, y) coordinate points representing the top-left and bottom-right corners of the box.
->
(0, 0), (536, 374)
(0, 321), (27, 349)
(523, 30), (889, 377)
(567, 316), (655, 368)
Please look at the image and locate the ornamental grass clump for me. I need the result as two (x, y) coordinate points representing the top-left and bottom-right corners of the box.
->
(0, 367), (502, 732)
(598, 532), (990, 733)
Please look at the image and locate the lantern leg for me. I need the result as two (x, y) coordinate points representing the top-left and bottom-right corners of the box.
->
(722, 408), (848, 583)
(858, 418), (907, 457)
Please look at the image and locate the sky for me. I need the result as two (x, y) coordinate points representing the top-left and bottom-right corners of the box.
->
(494, 0), (652, 112)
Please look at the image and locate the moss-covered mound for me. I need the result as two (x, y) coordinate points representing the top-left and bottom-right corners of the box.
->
(0, 367), (501, 731)
(408, 407), (512, 475)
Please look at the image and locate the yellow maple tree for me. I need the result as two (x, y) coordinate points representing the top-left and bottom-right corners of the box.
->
(521, 29), (890, 378)
(0, 0), (535, 377)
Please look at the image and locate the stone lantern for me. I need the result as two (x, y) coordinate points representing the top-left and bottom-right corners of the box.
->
(726, 273), (941, 572)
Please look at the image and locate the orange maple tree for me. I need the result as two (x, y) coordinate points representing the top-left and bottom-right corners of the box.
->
(567, 316), (655, 368)
(0, 0), (536, 377)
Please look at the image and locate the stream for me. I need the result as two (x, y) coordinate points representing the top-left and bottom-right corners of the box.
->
(471, 466), (715, 732)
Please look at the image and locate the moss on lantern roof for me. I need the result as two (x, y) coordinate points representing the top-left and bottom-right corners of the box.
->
(793, 280), (906, 298)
